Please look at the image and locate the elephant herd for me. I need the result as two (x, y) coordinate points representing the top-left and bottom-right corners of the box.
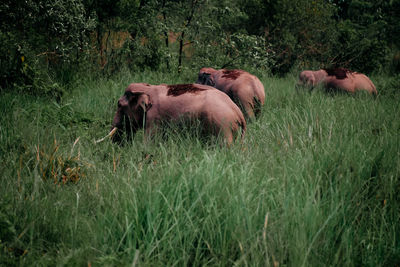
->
(98, 67), (376, 145)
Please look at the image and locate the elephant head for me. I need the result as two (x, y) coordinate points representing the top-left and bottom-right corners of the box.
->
(196, 72), (215, 86)
(298, 71), (315, 87)
(297, 70), (328, 90)
(110, 91), (152, 143)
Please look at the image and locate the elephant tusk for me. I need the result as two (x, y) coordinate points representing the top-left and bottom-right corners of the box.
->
(94, 127), (118, 144)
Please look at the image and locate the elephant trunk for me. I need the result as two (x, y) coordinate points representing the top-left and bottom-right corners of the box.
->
(111, 109), (125, 143)
(111, 110), (139, 143)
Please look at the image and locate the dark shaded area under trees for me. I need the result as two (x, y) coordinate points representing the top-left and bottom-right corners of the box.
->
(0, 0), (399, 97)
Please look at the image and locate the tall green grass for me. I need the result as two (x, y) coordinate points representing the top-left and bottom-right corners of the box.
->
(1, 70), (399, 266)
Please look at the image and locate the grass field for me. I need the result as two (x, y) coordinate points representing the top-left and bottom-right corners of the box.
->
(1, 70), (399, 266)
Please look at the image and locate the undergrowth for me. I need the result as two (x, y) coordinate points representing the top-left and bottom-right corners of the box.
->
(1, 70), (399, 266)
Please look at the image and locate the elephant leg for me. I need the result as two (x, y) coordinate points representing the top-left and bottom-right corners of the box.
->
(203, 115), (231, 145)
(222, 128), (234, 146)
(235, 88), (255, 120)
(144, 121), (157, 142)
(243, 102), (255, 119)
(252, 97), (262, 118)
(223, 119), (243, 145)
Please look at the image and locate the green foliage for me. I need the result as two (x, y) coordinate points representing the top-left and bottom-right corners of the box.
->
(2, 0), (400, 95)
(333, 1), (389, 72)
(0, 31), (22, 89)
(192, 32), (275, 71)
(0, 29), (64, 98)
(0, 0), (95, 93)
(265, 0), (338, 74)
(17, 58), (65, 100)
(329, 0), (400, 74)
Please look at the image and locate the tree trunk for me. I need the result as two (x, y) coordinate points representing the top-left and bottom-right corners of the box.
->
(177, 0), (198, 73)
(162, 0), (170, 69)
(178, 32), (185, 73)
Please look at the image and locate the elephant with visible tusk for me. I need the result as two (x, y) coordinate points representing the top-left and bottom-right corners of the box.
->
(297, 68), (377, 95)
(196, 68), (265, 120)
(99, 83), (246, 145)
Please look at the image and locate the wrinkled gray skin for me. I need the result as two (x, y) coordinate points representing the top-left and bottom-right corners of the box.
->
(111, 83), (246, 145)
(196, 67), (265, 120)
(297, 69), (377, 95)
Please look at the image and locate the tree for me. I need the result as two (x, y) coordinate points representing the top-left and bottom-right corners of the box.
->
(332, 0), (389, 72)
(0, 0), (95, 93)
(251, 0), (338, 74)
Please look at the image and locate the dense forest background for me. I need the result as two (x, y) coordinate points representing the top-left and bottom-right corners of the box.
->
(1, 0), (399, 97)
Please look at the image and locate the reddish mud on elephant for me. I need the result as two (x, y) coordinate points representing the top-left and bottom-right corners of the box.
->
(196, 67), (265, 120)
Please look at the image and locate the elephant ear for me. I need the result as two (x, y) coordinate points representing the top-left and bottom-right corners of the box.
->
(137, 93), (152, 112)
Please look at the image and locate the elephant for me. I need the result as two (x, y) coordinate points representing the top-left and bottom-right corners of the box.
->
(297, 68), (377, 95)
(196, 67), (265, 120)
(106, 83), (246, 145)
(297, 69), (328, 88)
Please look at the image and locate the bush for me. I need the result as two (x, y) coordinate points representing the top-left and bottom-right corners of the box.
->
(191, 33), (275, 73)
(0, 0), (95, 96)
